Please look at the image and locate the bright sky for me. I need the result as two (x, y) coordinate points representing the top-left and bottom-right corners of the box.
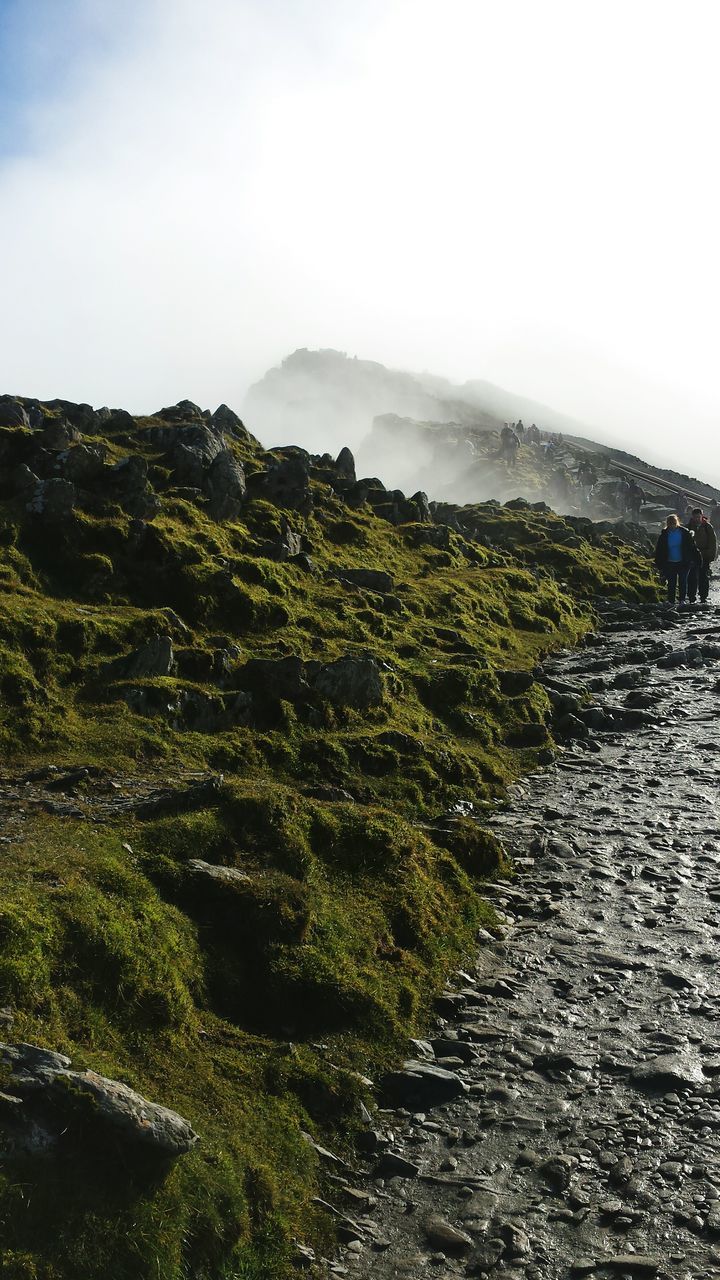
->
(1, 0), (719, 479)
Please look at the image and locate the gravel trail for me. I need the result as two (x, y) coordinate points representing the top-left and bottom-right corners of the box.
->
(324, 591), (720, 1280)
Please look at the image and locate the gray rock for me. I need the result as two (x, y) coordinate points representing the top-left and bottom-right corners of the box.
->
(107, 455), (160, 519)
(153, 400), (206, 423)
(204, 448), (246, 521)
(61, 442), (107, 482)
(26, 477), (76, 522)
(0, 398), (30, 428)
(423, 1216), (473, 1255)
(11, 463), (39, 494)
(540, 1153), (578, 1189)
(253, 454), (312, 514)
(336, 568), (394, 593)
(374, 1150), (420, 1178)
(554, 712), (590, 738)
(153, 424), (225, 485)
(211, 403), (248, 438)
(631, 1054), (705, 1091)
(605, 1257), (661, 1274)
(313, 656), (388, 709)
(188, 860), (251, 886)
(498, 670), (536, 696)
(706, 1206), (720, 1233)
(499, 1222), (531, 1256)
(257, 517), (302, 561)
(0, 1041), (197, 1158)
(106, 635), (175, 680)
(382, 1061), (468, 1109)
(335, 447), (356, 481)
(410, 490), (431, 522)
(41, 419), (79, 451)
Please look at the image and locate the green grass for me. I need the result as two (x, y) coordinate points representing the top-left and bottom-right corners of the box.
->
(0, 409), (659, 1278)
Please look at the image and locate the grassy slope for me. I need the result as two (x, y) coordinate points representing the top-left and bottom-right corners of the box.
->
(0, 409), (658, 1280)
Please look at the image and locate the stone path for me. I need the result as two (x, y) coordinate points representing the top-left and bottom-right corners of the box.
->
(323, 590), (720, 1280)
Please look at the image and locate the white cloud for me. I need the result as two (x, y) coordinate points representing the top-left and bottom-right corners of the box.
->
(1, 0), (719, 480)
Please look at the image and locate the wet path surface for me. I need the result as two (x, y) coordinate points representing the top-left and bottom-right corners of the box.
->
(323, 593), (720, 1280)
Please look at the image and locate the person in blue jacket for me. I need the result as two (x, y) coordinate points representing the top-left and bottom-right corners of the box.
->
(654, 514), (701, 606)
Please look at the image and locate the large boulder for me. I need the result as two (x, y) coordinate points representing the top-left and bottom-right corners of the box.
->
(335, 446), (356, 481)
(249, 455), (312, 514)
(105, 635), (175, 680)
(313, 656), (386, 708)
(43, 399), (99, 432)
(0, 1041), (197, 1159)
(40, 419), (79, 452)
(410, 490), (431, 522)
(168, 427), (226, 486)
(11, 464), (39, 495)
(238, 654), (389, 709)
(61, 442), (107, 483)
(211, 403), (249, 438)
(257, 517), (303, 561)
(204, 448), (246, 521)
(241, 656), (310, 703)
(381, 1060), (468, 1108)
(107, 455), (160, 519)
(26, 478), (76, 522)
(336, 568), (394, 593)
(153, 400), (207, 423)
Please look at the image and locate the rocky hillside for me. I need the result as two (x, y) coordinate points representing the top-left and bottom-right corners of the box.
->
(0, 391), (657, 1280)
(246, 350), (720, 508)
(244, 349), (591, 452)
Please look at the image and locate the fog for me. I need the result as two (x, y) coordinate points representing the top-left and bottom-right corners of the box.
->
(1, 0), (720, 483)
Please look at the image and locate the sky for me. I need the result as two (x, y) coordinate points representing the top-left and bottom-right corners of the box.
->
(1, 0), (719, 479)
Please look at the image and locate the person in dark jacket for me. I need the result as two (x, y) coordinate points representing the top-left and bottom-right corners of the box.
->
(627, 479), (644, 521)
(687, 508), (718, 604)
(654, 514), (701, 606)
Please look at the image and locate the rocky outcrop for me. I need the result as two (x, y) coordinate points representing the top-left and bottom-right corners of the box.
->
(248, 453), (312, 514)
(257, 517), (303, 561)
(239, 653), (389, 710)
(106, 454), (160, 518)
(26, 477), (76, 522)
(335, 446), (356, 481)
(211, 403), (249, 438)
(152, 400), (207, 424)
(61, 442), (107, 483)
(335, 567), (394, 593)
(0, 1042), (197, 1159)
(203, 448), (246, 521)
(0, 398), (30, 428)
(313, 655), (387, 708)
(105, 635), (175, 680)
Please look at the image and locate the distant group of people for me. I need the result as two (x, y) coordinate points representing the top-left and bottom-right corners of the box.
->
(498, 419), (545, 468)
(654, 507), (718, 606)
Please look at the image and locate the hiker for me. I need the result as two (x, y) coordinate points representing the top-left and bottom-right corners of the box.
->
(627, 479), (644, 521)
(526, 422), (540, 445)
(499, 423), (519, 467)
(686, 508), (717, 604)
(576, 460), (597, 508)
(515, 418), (524, 439)
(654, 514), (701, 607)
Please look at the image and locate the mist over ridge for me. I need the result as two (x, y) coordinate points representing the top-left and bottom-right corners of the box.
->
(244, 348), (720, 510)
